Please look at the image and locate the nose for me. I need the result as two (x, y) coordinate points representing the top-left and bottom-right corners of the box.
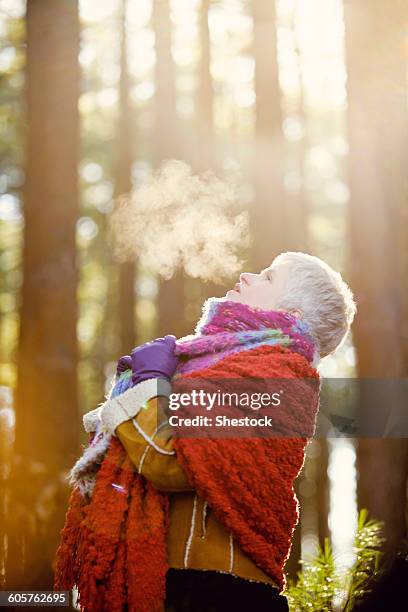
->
(240, 272), (261, 286)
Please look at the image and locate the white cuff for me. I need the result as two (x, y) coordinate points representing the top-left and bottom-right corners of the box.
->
(100, 378), (172, 435)
(83, 405), (103, 433)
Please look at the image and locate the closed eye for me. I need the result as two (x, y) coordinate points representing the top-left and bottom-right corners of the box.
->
(263, 269), (274, 282)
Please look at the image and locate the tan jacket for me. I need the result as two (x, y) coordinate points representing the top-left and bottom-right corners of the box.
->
(116, 397), (279, 589)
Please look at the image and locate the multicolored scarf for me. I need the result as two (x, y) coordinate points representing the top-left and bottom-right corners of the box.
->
(54, 299), (320, 611)
(174, 297), (319, 375)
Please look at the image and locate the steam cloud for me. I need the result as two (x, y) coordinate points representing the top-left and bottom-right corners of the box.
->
(108, 160), (250, 282)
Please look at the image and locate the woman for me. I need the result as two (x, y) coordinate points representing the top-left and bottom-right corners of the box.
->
(55, 251), (356, 612)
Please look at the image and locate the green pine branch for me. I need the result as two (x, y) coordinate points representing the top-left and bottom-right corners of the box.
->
(285, 509), (385, 612)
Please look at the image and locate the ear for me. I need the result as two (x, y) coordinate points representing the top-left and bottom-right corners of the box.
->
(288, 308), (303, 319)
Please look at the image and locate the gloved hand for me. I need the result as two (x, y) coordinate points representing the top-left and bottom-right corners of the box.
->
(116, 355), (132, 377)
(116, 335), (178, 386)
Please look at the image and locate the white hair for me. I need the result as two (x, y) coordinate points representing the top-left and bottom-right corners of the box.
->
(272, 252), (357, 359)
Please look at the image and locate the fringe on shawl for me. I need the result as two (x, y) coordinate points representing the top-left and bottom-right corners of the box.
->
(54, 436), (169, 612)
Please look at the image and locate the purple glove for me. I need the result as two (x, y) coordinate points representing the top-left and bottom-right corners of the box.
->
(117, 335), (178, 386)
(116, 355), (132, 377)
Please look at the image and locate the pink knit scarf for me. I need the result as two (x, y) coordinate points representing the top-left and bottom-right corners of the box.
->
(174, 298), (319, 376)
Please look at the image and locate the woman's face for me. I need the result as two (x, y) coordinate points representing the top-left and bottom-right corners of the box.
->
(225, 261), (301, 317)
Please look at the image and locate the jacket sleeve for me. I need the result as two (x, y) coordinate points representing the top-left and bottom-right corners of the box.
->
(115, 396), (194, 492)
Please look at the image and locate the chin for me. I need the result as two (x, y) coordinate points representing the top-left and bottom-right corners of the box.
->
(225, 289), (241, 302)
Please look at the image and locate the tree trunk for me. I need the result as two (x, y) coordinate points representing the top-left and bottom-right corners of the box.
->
(5, 0), (79, 590)
(344, 0), (408, 562)
(153, 0), (187, 339)
(115, 0), (136, 354)
(193, 0), (224, 308)
(251, 0), (288, 271)
(196, 0), (214, 174)
(315, 440), (330, 545)
(286, 7), (309, 252)
(285, 478), (302, 580)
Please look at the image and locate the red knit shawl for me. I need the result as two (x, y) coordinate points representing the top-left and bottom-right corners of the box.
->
(54, 345), (320, 611)
(172, 344), (321, 591)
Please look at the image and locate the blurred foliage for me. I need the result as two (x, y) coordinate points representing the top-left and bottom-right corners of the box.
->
(0, 5), (25, 389)
(286, 509), (385, 611)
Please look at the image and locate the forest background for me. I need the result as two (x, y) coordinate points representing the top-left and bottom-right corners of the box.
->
(0, 0), (407, 602)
